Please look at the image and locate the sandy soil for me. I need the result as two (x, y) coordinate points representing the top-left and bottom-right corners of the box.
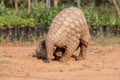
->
(0, 44), (120, 80)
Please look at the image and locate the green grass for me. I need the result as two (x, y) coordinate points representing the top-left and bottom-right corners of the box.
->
(91, 33), (120, 46)
(0, 3), (120, 28)
(0, 36), (4, 43)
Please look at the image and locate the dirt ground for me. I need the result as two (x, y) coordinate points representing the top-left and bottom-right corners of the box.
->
(0, 43), (120, 80)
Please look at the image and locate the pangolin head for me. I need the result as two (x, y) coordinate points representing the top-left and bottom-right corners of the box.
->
(36, 40), (47, 59)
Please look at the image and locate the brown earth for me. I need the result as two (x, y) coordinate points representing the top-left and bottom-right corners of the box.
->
(0, 44), (120, 80)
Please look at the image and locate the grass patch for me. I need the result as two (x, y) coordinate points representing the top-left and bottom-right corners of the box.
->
(0, 36), (4, 43)
(0, 40), (40, 47)
(91, 33), (120, 46)
(0, 59), (10, 64)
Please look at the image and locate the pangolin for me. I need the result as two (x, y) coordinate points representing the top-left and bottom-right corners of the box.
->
(36, 7), (91, 62)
